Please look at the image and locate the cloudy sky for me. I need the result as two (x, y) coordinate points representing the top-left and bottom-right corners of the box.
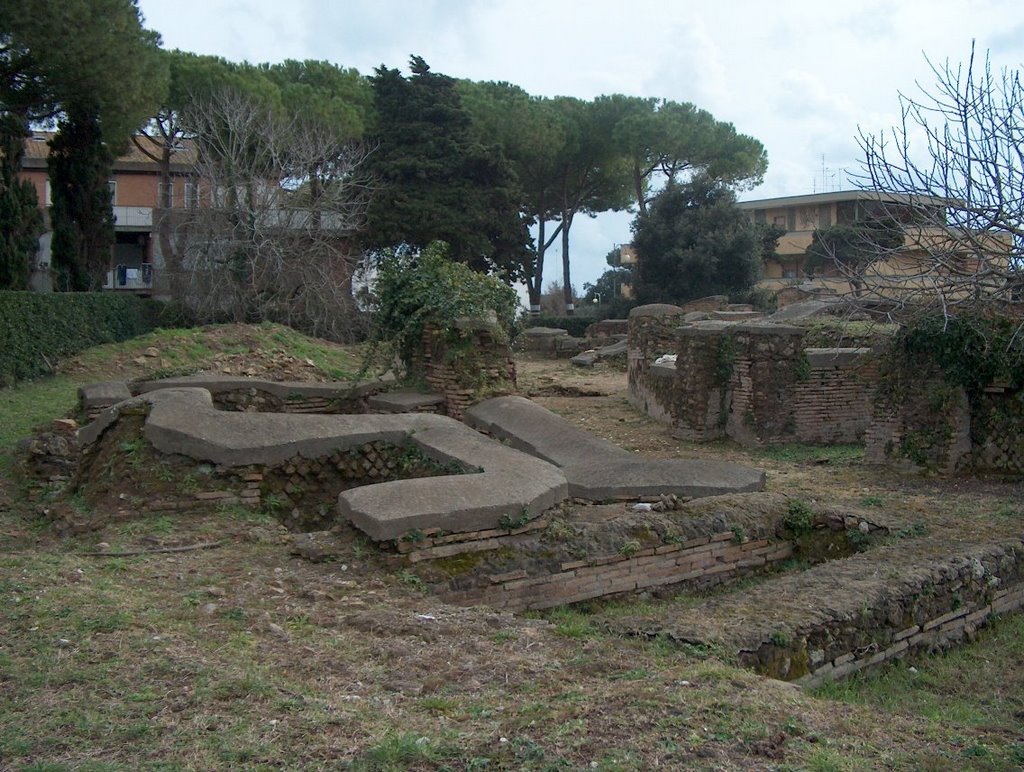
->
(137, 0), (1024, 292)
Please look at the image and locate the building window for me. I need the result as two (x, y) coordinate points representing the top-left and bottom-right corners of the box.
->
(773, 215), (787, 228)
(108, 179), (117, 205)
(158, 179), (174, 208)
(184, 181), (200, 208)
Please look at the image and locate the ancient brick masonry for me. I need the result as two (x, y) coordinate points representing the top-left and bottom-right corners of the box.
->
(627, 304), (686, 425)
(627, 304), (1023, 470)
(415, 319), (516, 420)
(782, 542), (1024, 687)
(436, 531), (794, 612)
(866, 376), (1024, 475)
(630, 310), (878, 446)
(790, 349), (878, 444)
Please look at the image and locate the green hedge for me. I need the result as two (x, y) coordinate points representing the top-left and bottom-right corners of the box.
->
(520, 315), (594, 338)
(0, 291), (163, 384)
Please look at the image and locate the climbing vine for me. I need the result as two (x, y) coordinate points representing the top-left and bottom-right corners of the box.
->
(877, 311), (1024, 470)
(878, 311), (1024, 407)
(714, 332), (737, 386)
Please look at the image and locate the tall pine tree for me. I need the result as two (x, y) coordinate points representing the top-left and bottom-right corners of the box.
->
(2, 0), (166, 289)
(364, 56), (531, 280)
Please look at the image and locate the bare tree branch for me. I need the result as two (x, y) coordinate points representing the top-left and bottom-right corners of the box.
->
(164, 88), (377, 341)
(841, 42), (1023, 343)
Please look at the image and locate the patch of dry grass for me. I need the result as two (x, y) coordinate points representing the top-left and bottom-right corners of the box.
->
(1, 341), (1022, 769)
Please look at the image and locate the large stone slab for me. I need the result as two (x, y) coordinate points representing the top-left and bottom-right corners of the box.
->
(78, 388), (567, 541)
(134, 373), (394, 400)
(340, 422), (567, 541)
(79, 381), (132, 410)
(465, 396), (765, 500)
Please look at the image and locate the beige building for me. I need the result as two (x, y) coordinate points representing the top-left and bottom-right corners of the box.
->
(737, 190), (941, 280)
(736, 190), (1012, 302)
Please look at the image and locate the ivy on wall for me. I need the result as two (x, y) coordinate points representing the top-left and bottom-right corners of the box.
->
(367, 241), (519, 371)
(886, 312), (1024, 399)
(877, 311), (1024, 471)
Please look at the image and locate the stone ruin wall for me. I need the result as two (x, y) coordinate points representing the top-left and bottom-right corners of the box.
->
(865, 377), (1024, 475)
(968, 385), (1024, 473)
(790, 349), (879, 445)
(628, 308), (878, 446)
(437, 531), (794, 612)
(60, 405), (444, 533)
(397, 502), (887, 614)
(626, 305), (687, 425)
(764, 542), (1024, 686)
(627, 304), (1023, 472)
(414, 320), (516, 420)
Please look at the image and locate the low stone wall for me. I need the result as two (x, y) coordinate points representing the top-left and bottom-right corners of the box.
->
(585, 318), (628, 341)
(775, 542), (1024, 687)
(68, 406), (448, 532)
(518, 327), (568, 354)
(438, 531), (794, 612)
(793, 582), (1024, 688)
(607, 535), (1024, 687)
(80, 376), (392, 420)
(680, 295), (729, 312)
(627, 304), (685, 420)
(400, 500), (884, 614)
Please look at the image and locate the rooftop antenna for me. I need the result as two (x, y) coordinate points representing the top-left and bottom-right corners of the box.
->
(814, 155), (845, 193)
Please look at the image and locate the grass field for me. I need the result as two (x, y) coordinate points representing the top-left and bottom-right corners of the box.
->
(1, 329), (1022, 770)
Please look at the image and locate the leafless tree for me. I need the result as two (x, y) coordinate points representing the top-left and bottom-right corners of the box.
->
(847, 42), (1023, 332)
(165, 88), (374, 341)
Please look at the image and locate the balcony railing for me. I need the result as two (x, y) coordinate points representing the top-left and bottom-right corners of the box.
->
(112, 206), (153, 227)
(105, 264), (154, 290)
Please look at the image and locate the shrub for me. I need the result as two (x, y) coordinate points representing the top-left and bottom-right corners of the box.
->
(783, 500), (815, 537)
(0, 290), (163, 384)
(519, 314), (592, 338)
(369, 242), (519, 368)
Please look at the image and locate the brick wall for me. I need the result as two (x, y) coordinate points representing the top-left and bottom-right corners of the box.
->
(417, 320), (516, 420)
(437, 531), (794, 612)
(790, 349), (878, 444)
(759, 542), (1024, 687)
(631, 316), (879, 447)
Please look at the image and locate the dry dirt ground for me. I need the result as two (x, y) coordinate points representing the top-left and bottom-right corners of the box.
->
(517, 355), (1021, 528)
(2, 346), (1023, 769)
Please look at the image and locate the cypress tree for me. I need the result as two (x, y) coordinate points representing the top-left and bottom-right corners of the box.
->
(0, 115), (43, 289)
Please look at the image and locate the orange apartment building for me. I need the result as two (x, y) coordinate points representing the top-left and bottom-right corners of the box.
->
(19, 131), (195, 296)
